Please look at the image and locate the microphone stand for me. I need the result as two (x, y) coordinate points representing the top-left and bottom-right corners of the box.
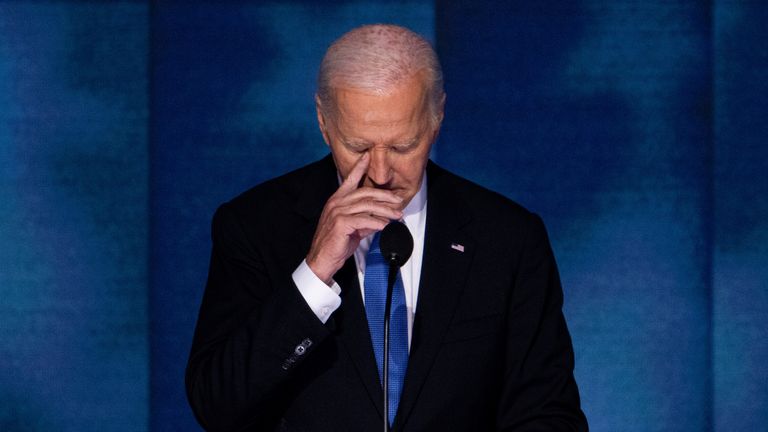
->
(378, 221), (413, 432)
(382, 261), (397, 432)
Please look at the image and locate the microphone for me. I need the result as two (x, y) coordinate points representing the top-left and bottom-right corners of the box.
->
(379, 221), (413, 432)
(380, 220), (414, 267)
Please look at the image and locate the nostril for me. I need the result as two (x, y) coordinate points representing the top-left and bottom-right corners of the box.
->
(366, 171), (392, 189)
(371, 181), (393, 190)
(367, 169), (391, 187)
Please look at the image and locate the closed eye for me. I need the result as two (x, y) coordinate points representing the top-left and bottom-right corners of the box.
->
(343, 140), (371, 153)
(391, 137), (421, 153)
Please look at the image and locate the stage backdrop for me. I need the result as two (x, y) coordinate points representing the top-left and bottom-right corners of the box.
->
(0, 1), (765, 431)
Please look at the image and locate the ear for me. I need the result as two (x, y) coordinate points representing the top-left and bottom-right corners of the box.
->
(315, 95), (331, 146)
(431, 93), (446, 140)
(437, 92), (446, 125)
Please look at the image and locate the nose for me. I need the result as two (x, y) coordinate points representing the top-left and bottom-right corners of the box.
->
(366, 148), (393, 187)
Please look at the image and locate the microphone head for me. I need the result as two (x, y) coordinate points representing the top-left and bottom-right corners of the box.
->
(380, 221), (414, 267)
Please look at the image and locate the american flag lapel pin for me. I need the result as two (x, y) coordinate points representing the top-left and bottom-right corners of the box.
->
(450, 243), (465, 252)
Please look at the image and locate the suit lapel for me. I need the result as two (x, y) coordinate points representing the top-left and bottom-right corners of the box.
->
(293, 155), (385, 420)
(393, 162), (474, 430)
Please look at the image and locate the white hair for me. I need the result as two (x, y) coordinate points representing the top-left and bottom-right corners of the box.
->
(316, 24), (445, 124)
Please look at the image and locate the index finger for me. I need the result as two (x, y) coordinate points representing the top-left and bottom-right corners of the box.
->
(337, 152), (370, 194)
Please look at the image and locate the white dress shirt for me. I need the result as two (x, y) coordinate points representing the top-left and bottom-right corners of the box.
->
(292, 174), (427, 348)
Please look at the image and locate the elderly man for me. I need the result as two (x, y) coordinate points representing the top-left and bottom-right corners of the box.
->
(186, 24), (587, 431)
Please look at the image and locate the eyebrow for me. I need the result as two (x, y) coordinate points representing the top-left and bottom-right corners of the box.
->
(343, 136), (420, 148)
(343, 138), (370, 147)
(397, 136), (420, 148)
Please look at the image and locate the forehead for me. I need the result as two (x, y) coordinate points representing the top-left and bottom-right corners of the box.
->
(331, 74), (431, 131)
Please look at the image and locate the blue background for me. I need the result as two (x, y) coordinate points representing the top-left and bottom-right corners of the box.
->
(1, 1), (765, 431)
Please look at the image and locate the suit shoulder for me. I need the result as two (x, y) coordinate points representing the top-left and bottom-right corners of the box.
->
(428, 161), (536, 224)
(218, 156), (334, 219)
(427, 162), (551, 263)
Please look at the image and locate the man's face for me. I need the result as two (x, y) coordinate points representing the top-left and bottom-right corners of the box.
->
(317, 73), (442, 210)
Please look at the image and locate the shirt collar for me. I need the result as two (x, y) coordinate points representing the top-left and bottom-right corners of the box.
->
(401, 172), (427, 230)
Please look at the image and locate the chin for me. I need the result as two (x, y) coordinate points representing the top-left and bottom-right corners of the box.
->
(398, 191), (416, 208)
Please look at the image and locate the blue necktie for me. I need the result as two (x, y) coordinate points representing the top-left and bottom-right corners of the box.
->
(365, 231), (409, 425)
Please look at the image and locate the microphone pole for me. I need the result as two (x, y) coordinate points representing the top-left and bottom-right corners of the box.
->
(379, 221), (413, 432)
(383, 264), (396, 432)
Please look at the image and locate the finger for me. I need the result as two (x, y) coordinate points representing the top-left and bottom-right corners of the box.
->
(353, 227), (381, 240)
(337, 153), (370, 194)
(341, 214), (389, 234)
(340, 186), (404, 205)
(341, 200), (403, 220)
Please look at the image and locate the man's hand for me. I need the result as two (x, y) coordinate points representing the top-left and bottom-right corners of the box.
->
(306, 153), (403, 285)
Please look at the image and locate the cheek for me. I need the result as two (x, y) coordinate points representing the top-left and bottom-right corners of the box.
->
(393, 155), (427, 183)
(330, 145), (357, 176)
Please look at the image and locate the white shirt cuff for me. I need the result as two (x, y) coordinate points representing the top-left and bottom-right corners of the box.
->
(292, 259), (342, 324)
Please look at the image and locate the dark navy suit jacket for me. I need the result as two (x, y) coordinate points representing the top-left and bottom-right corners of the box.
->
(186, 155), (588, 431)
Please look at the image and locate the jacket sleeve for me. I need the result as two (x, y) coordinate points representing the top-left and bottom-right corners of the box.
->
(185, 203), (330, 431)
(497, 213), (589, 431)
